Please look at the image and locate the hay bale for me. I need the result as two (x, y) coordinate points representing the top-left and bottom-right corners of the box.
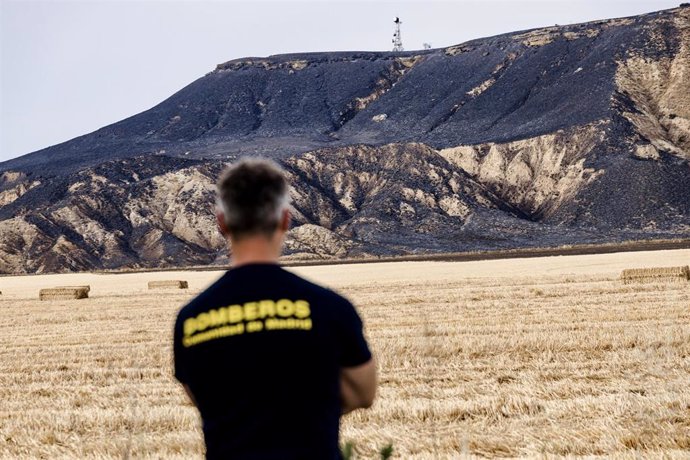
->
(148, 280), (189, 290)
(39, 287), (89, 300)
(621, 266), (690, 284)
(56, 285), (90, 293)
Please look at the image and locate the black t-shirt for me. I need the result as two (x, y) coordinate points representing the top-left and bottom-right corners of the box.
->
(173, 263), (372, 460)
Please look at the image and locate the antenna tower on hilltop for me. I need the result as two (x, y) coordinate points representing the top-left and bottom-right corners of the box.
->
(392, 17), (404, 52)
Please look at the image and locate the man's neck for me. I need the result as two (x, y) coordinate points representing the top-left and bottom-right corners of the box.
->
(229, 235), (281, 268)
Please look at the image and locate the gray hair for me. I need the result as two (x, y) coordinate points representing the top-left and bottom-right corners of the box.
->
(216, 158), (290, 239)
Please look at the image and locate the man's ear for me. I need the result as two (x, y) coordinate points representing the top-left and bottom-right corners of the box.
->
(279, 208), (291, 233)
(216, 211), (230, 237)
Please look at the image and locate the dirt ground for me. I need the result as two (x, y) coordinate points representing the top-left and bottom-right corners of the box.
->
(1, 249), (689, 458)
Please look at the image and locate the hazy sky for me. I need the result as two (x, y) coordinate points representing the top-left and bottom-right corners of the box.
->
(0, 0), (681, 162)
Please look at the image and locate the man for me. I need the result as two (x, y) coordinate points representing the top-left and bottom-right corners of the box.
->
(173, 158), (377, 459)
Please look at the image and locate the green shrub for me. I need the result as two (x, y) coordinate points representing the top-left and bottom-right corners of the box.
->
(340, 441), (394, 459)
(380, 443), (394, 459)
(341, 441), (354, 460)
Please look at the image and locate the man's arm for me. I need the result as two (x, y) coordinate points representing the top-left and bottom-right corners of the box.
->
(340, 357), (377, 414)
(173, 314), (197, 408)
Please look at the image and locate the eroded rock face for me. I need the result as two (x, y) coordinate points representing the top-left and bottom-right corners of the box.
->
(0, 145), (520, 272)
(0, 6), (689, 273)
(439, 125), (606, 219)
(283, 143), (527, 254)
(615, 8), (690, 161)
(284, 224), (356, 260)
(0, 171), (40, 207)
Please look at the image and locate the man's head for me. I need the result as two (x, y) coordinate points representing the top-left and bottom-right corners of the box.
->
(216, 158), (290, 243)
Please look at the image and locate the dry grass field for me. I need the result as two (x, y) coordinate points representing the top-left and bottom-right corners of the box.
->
(1, 249), (689, 459)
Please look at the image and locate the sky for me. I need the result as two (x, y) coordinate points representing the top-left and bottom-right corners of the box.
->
(0, 0), (682, 162)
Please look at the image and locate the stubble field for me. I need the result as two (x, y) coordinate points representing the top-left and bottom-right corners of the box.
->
(1, 249), (689, 459)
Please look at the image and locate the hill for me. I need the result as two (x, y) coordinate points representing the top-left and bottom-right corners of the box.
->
(1, 6), (689, 273)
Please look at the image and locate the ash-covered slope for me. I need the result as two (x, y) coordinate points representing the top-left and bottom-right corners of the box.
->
(5, 6), (687, 174)
(1, 6), (689, 273)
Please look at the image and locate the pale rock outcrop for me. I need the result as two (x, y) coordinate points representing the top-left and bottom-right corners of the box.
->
(615, 7), (690, 161)
(439, 125), (605, 219)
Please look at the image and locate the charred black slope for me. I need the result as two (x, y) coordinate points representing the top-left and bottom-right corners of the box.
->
(0, 6), (689, 273)
(3, 7), (683, 174)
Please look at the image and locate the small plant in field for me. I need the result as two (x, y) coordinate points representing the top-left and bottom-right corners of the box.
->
(380, 443), (394, 459)
(341, 441), (394, 459)
(341, 441), (354, 460)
